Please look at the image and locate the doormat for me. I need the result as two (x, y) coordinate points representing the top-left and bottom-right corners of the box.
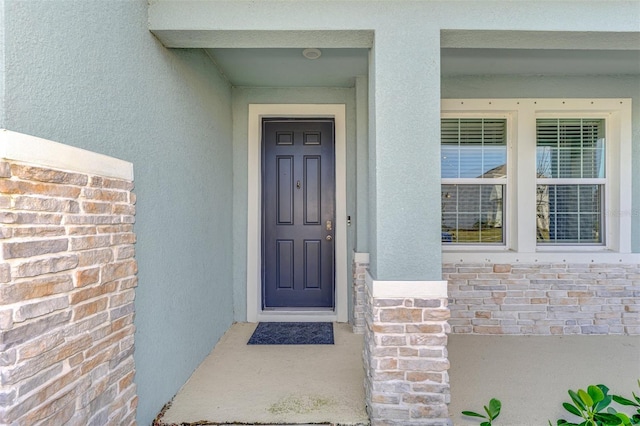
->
(247, 322), (334, 345)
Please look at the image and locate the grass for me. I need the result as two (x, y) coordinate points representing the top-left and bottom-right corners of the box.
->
(445, 228), (503, 243)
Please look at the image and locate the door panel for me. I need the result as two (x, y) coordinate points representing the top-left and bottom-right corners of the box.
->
(304, 156), (321, 224)
(263, 119), (335, 308)
(276, 156), (294, 224)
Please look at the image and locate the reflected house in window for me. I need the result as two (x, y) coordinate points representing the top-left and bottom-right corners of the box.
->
(483, 164), (506, 228)
(441, 164), (505, 243)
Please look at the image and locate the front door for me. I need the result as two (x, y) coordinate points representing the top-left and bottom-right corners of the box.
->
(262, 119), (335, 309)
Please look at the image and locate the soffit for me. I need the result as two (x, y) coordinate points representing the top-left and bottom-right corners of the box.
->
(441, 31), (640, 50)
(207, 47), (639, 88)
(441, 48), (640, 76)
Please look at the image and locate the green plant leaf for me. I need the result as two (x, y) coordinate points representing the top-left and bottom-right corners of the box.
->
(557, 421), (580, 426)
(484, 405), (492, 419)
(594, 412), (623, 424)
(480, 422), (491, 426)
(462, 410), (486, 419)
(596, 395), (613, 412)
(488, 398), (501, 419)
(563, 402), (583, 417)
(570, 390), (588, 411)
(614, 395), (640, 407)
(599, 384), (611, 395)
(589, 385), (605, 404)
(579, 389), (594, 407)
(614, 412), (631, 425)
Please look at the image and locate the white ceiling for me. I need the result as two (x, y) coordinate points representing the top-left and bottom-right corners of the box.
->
(207, 47), (640, 88)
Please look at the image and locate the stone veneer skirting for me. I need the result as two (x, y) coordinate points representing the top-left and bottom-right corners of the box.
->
(352, 253), (369, 334)
(0, 131), (138, 425)
(354, 254), (640, 424)
(446, 263), (640, 335)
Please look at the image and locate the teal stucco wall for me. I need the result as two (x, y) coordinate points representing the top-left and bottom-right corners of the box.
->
(442, 74), (640, 251)
(3, 1), (234, 424)
(231, 87), (357, 322)
(149, 0), (639, 282)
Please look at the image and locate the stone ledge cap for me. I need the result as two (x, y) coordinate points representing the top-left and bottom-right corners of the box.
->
(353, 251), (370, 263)
(365, 270), (447, 299)
(0, 129), (134, 181)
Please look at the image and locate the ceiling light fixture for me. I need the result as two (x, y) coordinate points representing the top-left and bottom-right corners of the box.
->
(302, 48), (322, 60)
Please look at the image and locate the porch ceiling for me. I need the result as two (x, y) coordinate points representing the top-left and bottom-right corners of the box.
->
(208, 47), (369, 88)
(206, 46), (639, 88)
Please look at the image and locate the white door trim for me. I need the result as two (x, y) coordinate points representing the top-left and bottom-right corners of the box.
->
(247, 104), (348, 323)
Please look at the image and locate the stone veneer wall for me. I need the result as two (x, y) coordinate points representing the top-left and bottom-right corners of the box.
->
(363, 275), (450, 426)
(352, 253), (369, 334)
(353, 257), (640, 424)
(446, 263), (640, 335)
(0, 134), (137, 425)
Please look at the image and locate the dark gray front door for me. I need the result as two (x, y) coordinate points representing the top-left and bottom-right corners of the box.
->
(262, 119), (335, 308)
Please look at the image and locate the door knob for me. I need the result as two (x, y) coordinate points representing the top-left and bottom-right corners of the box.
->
(326, 235), (332, 241)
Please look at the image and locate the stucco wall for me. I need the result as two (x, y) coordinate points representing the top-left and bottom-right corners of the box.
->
(441, 74), (640, 251)
(231, 87), (357, 322)
(3, 1), (234, 424)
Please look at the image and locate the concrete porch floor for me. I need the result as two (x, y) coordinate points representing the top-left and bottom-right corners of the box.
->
(155, 323), (640, 426)
(155, 322), (369, 426)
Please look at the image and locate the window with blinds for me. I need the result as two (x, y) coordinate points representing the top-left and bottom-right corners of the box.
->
(441, 118), (507, 244)
(536, 118), (605, 244)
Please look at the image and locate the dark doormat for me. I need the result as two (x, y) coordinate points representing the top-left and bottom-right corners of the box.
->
(247, 322), (334, 345)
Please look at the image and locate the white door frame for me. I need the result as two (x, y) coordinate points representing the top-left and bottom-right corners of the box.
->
(247, 104), (347, 323)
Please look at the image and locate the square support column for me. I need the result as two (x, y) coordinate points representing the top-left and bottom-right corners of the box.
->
(364, 272), (450, 425)
(367, 28), (442, 281)
(364, 26), (449, 426)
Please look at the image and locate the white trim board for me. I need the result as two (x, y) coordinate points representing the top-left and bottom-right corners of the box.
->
(0, 129), (133, 181)
(247, 104), (348, 323)
(365, 270), (448, 299)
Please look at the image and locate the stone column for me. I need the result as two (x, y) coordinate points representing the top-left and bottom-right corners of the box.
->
(364, 273), (451, 426)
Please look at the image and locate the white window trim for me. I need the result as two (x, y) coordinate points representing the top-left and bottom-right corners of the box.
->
(441, 98), (633, 264)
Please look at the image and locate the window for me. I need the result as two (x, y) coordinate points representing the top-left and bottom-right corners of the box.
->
(441, 118), (507, 243)
(536, 118), (605, 245)
(441, 99), (631, 256)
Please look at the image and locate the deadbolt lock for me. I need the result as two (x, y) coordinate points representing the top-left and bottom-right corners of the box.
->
(326, 220), (332, 231)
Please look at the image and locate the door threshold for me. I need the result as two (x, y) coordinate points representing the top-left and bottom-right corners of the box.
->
(256, 310), (338, 323)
